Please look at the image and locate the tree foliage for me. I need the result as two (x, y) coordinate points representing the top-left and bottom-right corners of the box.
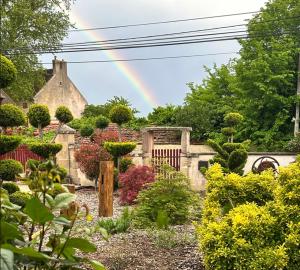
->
(0, 55), (17, 88)
(55, 106), (73, 124)
(0, 104), (26, 129)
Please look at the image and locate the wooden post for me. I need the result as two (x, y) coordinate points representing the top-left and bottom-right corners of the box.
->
(98, 161), (114, 217)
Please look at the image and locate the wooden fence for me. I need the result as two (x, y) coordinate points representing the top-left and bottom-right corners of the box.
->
(152, 149), (181, 173)
(0, 144), (43, 168)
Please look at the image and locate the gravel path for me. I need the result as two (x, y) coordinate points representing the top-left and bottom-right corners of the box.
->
(75, 189), (205, 270)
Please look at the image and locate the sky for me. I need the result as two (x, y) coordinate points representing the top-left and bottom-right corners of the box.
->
(41, 0), (267, 116)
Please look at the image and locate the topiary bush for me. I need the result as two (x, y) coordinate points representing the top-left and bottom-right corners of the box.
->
(0, 135), (21, 154)
(109, 105), (132, 127)
(2, 182), (20, 194)
(55, 106), (73, 124)
(80, 125), (94, 137)
(95, 115), (109, 130)
(119, 157), (133, 173)
(0, 104), (26, 129)
(0, 159), (23, 181)
(104, 142), (136, 158)
(119, 165), (155, 204)
(28, 143), (62, 159)
(133, 165), (198, 228)
(0, 54), (17, 88)
(9, 191), (32, 208)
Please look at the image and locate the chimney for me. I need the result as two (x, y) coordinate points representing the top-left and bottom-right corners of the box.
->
(52, 58), (67, 77)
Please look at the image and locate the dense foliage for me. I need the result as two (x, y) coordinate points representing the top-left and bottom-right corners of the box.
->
(80, 125), (94, 137)
(0, 159), (23, 181)
(119, 165), (155, 204)
(28, 143), (62, 159)
(196, 160), (300, 269)
(119, 157), (133, 173)
(109, 105), (133, 127)
(1, 0), (74, 101)
(0, 104), (26, 129)
(104, 142), (136, 158)
(95, 115), (110, 130)
(27, 104), (51, 129)
(9, 191), (32, 208)
(133, 166), (199, 228)
(0, 135), (21, 154)
(2, 182), (20, 194)
(55, 106), (73, 124)
(0, 54), (17, 88)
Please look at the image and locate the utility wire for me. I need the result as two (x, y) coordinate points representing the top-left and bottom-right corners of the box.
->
(69, 11), (259, 32)
(40, 51), (239, 65)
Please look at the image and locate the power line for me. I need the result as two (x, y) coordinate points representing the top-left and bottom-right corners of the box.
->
(69, 11), (259, 32)
(40, 51), (238, 65)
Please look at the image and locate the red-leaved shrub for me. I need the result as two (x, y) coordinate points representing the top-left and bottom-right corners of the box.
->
(92, 130), (119, 145)
(119, 165), (155, 205)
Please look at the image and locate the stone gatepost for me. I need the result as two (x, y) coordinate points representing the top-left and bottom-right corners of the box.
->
(55, 124), (79, 185)
(142, 129), (154, 166)
(180, 128), (192, 177)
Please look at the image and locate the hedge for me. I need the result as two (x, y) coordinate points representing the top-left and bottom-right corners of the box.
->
(0, 135), (21, 155)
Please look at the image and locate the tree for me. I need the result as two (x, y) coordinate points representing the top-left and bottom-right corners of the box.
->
(147, 104), (178, 126)
(0, 0), (74, 101)
(27, 104), (50, 139)
(0, 55), (17, 89)
(52, 106), (73, 142)
(0, 104), (26, 131)
(221, 113), (244, 142)
(95, 115), (110, 130)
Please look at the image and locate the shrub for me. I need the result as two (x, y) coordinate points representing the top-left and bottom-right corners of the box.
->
(104, 142), (136, 157)
(55, 106), (73, 124)
(95, 115), (109, 130)
(0, 159), (23, 181)
(28, 143), (62, 159)
(0, 104), (26, 128)
(133, 166), (198, 228)
(119, 165), (155, 204)
(27, 104), (51, 129)
(2, 182), (20, 194)
(80, 125), (94, 137)
(68, 118), (82, 130)
(9, 191), (32, 208)
(119, 157), (133, 173)
(0, 135), (21, 154)
(97, 207), (132, 234)
(109, 105), (132, 126)
(286, 134), (300, 152)
(47, 183), (69, 197)
(0, 54), (17, 88)
(224, 112), (244, 127)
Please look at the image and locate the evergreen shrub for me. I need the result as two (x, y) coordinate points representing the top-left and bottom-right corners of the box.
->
(28, 143), (62, 159)
(2, 182), (20, 194)
(0, 135), (21, 154)
(0, 159), (23, 181)
(0, 54), (17, 88)
(0, 104), (26, 128)
(9, 191), (32, 208)
(104, 142), (136, 157)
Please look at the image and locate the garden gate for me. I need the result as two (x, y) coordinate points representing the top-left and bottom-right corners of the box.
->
(152, 148), (181, 172)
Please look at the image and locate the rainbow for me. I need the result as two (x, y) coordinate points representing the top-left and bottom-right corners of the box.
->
(69, 11), (159, 110)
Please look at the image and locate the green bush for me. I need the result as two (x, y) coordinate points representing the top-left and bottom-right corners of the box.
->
(119, 157), (133, 173)
(133, 166), (199, 228)
(0, 104), (26, 128)
(2, 182), (20, 194)
(55, 106), (73, 124)
(0, 159), (23, 181)
(80, 125), (94, 137)
(0, 54), (17, 88)
(9, 191), (32, 208)
(97, 207), (132, 234)
(28, 143), (62, 159)
(109, 105), (132, 126)
(47, 183), (69, 198)
(27, 104), (51, 129)
(224, 112), (244, 127)
(104, 142), (136, 157)
(95, 115), (109, 130)
(0, 135), (21, 154)
(221, 127), (236, 137)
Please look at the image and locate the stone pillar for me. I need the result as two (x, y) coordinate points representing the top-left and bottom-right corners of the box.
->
(142, 130), (154, 166)
(55, 125), (79, 185)
(180, 128), (191, 177)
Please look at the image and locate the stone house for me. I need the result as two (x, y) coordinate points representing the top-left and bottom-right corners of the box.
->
(34, 58), (87, 119)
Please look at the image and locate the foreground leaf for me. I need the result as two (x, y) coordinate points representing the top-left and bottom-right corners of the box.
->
(89, 260), (106, 270)
(64, 238), (97, 253)
(0, 249), (14, 270)
(24, 197), (54, 224)
(53, 193), (76, 210)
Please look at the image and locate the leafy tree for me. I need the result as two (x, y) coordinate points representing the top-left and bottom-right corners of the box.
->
(27, 104), (51, 139)
(95, 115), (110, 130)
(55, 106), (73, 124)
(0, 0), (74, 101)
(221, 112), (244, 142)
(0, 104), (26, 130)
(0, 54), (17, 88)
(147, 104), (178, 126)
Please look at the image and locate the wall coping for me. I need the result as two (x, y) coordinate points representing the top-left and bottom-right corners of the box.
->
(142, 126), (192, 132)
(190, 152), (297, 156)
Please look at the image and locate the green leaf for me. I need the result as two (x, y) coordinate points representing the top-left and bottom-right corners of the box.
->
(53, 193), (75, 210)
(24, 197), (54, 224)
(0, 222), (23, 244)
(1, 199), (21, 210)
(89, 260), (106, 270)
(53, 216), (71, 226)
(0, 249), (14, 270)
(64, 238), (97, 253)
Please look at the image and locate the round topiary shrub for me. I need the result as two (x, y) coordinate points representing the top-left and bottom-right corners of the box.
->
(2, 182), (20, 194)
(0, 104), (26, 129)
(0, 135), (22, 155)
(47, 183), (69, 198)
(80, 125), (94, 137)
(27, 104), (51, 129)
(0, 54), (17, 88)
(95, 115), (109, 130)
(224, 112), (244, 127)
(55, 106), (73, 124)
(109, 105), (132, 126)
(120, 157), (133, 173)
(0, 160), (23, 181)
(9, 191), (31, 208)
(28, 143), (62, 159)
(104, 142), (136, 157)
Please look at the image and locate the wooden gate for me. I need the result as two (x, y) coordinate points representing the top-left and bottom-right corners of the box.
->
(0, 144), (43, 168)
(152, 148), (181, 172)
